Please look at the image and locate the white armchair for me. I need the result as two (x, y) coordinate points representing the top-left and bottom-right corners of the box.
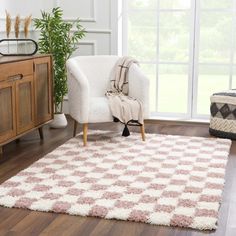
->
(66, 55), (149, 146)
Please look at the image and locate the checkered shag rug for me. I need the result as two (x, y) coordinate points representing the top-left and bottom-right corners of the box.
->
(0, 131), (231, 230)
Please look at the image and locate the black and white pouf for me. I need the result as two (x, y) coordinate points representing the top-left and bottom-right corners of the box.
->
(210, 90), (236, 139)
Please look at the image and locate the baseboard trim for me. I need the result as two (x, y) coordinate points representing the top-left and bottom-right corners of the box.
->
(145, 118), (209, 126)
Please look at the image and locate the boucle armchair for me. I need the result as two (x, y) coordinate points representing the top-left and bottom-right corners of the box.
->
(66, 55), (149, 146)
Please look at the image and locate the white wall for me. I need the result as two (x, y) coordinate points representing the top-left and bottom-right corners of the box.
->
(0, 0), (118, 54)
(56, 0), (118, 56)
(0, 0), (118, 113)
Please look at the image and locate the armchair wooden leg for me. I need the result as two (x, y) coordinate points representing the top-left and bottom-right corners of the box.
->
(140, 124), (145, 141)
(73, 120), (78, 137)
(83, 123), (88, 146)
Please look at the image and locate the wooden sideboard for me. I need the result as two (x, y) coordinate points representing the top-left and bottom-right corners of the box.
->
(0, 54), (53, 154)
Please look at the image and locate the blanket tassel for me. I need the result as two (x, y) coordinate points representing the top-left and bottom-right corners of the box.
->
(113, 117), (120, 122)
(122, 124), (130, 137)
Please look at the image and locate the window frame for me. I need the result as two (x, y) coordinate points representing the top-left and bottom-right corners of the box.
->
(122, 0), (236, 120)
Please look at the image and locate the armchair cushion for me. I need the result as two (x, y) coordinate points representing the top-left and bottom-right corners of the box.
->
(88, 97), (113, 123)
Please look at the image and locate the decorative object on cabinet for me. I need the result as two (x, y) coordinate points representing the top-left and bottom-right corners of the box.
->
(34, 7), (85, 128)
(0, 55), (53, 155)
(5, 11), (11, 39)
(24, 15), (32, 38)
(2, 12), (37, 56)
(14, 15), (20, 39)
(0, 39), (38, 56)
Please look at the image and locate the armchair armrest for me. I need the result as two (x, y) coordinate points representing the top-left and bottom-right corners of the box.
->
(128, 64), (150, 119)
(66, 59), (90, 123)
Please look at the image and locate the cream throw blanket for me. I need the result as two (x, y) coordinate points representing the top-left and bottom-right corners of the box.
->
(106, 57), (144, 136)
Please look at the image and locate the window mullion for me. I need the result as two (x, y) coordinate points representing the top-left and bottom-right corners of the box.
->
(192, 0), (200, 119)
(122, 0), (128, 55)
(187, 0), (197, 119)
(156, 0), (160, 112)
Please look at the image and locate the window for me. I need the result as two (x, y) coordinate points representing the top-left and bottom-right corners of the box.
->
(122, 0), (236, 119)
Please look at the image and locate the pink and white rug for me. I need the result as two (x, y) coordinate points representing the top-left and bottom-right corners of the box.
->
(0, 131), (231, 230)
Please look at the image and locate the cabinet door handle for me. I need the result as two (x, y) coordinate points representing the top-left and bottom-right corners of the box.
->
(7, 74), (23, 82)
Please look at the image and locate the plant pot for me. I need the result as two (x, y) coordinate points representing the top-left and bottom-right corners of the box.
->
(50, 113), (68, 129)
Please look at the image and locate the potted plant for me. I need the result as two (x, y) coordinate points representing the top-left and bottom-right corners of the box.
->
(34, 7), (85, 128)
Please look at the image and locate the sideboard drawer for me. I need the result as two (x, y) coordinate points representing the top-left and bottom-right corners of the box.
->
(0, 60), (33, 82)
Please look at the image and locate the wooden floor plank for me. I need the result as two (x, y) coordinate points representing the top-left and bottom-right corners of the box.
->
(0, 116), (235, 236)
(9, 211), (57, 235)
(39, 215), (88, 236)
(89, 219), (115, 236)
(0, 208), (29, 229)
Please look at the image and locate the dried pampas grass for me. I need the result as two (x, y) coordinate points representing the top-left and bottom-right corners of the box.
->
(24, 15), (32, 38)
(14, 15), (20, 38)
(5, 10), (11, 38)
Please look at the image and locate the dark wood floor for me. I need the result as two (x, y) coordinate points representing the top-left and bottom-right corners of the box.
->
(0, 116), (236, 236)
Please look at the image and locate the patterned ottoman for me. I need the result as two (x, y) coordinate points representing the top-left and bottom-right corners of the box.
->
(210, 90), (236, 139)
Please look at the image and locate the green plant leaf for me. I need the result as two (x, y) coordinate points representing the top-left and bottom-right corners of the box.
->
(34, 7), (86, 113)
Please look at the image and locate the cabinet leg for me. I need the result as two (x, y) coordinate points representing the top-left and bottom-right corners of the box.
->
(15, 138), (20, 143)
(38, 127), (44, 140)
(0, 146), (3, 155)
